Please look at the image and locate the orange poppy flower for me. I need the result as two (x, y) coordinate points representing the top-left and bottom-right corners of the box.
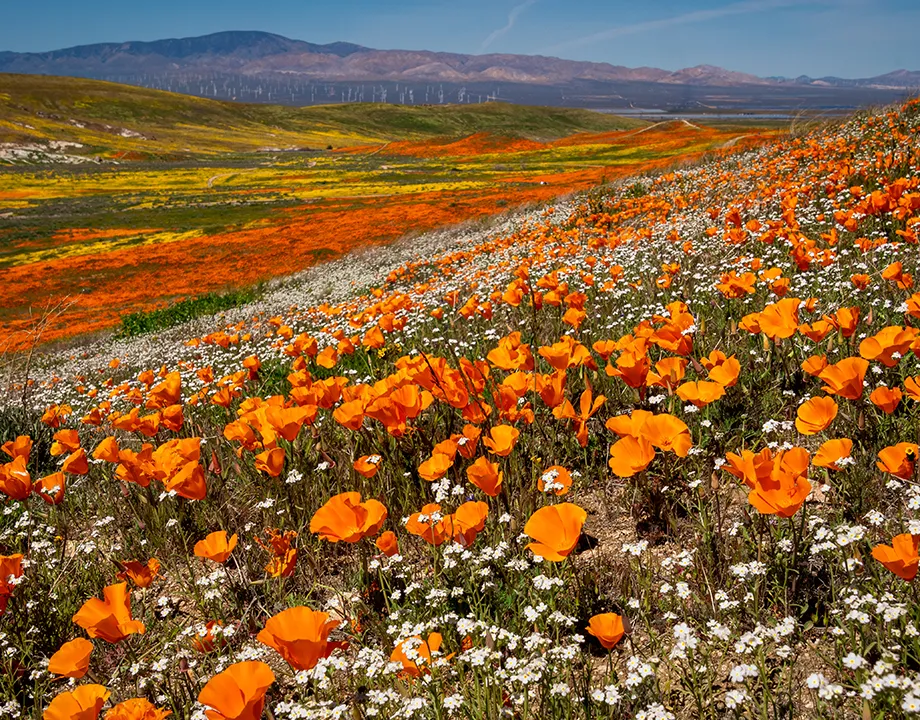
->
(758, 298), (801, 340)
(795, 397), (838, 435)
(812, 439), (853, 471)
(192, 621), (226, 653)
(418, 453), (454, 481)
(51, 429), (81, 457)
(197, 661), (275, 720)
(523, 503), (587, 561)
(0, 553), (23, 614)
(586, 613), (625, 650)
(72, 582), (145, 643)
(194, 531), (238, 563)
(486, 332), (534, 371)
(257, 606), (341, 671)
(60, 448), (89, 476)
(832, 306), (860, 337)
(117, 558), (161, 589)
(466, 456), (503, 497)
(641, 413), (693, 457)
(870, 386), (902, 414)
(43, 685), (110, 720)
(819, 357), (869, 400)
(707, 355), (741, 387)
(724, 448), (774, 488)
(905, 376), (920, 401)
(1, 435), (31, 462)
(390, 632), (452, 677)
(146, 372), (181, 409)
(606, 349), (650, 389)
(353, 454), (382, 478)
(104, 698), (171, 720)
(0, 456), (31, 500)
(254, 447), (285, 478)
(676, 380), (725, 408)
(405, 502), (488, 547)
(482, 425), (520, 457)
(448, 501), (490, 547)
(453, 424), (481, 459)
(877, 443), (918, 479)
(859, 326), (918, 367)
(375, 530), (400, 557)
(802, 355), (828, 377)
(332, 399), (366, 430)
(747, 449), (811, 518)
(48, 638), (94, 679)
(309, 492), (387, 543)
(538, 335), (596, 371)
(35, 471), (66, 505)
(553, 384), (606, 448)
(871, 533), (920, 581)
(608, 435), (656, 478)
(538, 465), (573, 495)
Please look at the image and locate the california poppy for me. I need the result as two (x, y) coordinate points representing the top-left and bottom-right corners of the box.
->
(872, 533), (920, 581)
(795, 396), (838, 435)
(254, 447), (285, 478)
(466, 456), (503, 497)
(1, 435), (31, 462)
(538, 465), (573, 495)
(812, 438), (853, 471)
(194, 531), (238, 563)
(375, 530), (399, 557)
(390, 633), (452, 677)
(72, 582), (145, 643)
(418, 453), (453, 481)
(523, 503), (587, 561)
(47, 638), (93, 679)
(50, 429), (81, 456)
(747, 448), (811, 518)
(309, 492), (387, 543)
(257, 606), (341, 671)
(35, 472), (66, 505)
(43, 684), (110, 720)
(723, 449), (772, 492)
(0, 553), (23, 614)
(482, 425), (520, 457)
(353, 454), (382, 478)
(586, 613), (625, 650)
(877, 443), (918, 480)
(819, 357), (869, 400)
(197, 661), (275, 720)
(117, 558), (161, 589)
(608, 435), (656, 478)
(676, 381), (725, 408)
(870, 386), (902, 414)
(104, 698), (172, 720)
(192, 620), (226, 653)
(0, 456), (32, 501)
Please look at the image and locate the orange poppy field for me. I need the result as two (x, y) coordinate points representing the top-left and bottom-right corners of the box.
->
(0, 114), (770, 350)
(3, 96), (920, 719)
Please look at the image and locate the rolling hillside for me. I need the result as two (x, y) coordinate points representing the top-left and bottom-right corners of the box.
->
(0, 74), (644, 160)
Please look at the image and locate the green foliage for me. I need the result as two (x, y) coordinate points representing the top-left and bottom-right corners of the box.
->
(116, 285), (264, 338)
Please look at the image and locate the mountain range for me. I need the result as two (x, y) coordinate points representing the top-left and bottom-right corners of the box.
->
(1, 31), (917, 110)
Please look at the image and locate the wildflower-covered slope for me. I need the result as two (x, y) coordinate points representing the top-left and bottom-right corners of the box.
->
(3, 100), (920, 719)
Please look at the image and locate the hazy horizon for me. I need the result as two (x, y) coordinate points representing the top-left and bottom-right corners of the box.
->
(2, 0), (918, 80)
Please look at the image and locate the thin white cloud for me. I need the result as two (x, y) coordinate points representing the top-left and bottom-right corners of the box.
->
(546, 0), (820, 54)
(480, 0), (537, 52)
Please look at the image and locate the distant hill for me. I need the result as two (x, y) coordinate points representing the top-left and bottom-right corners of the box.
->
(0, 31), (914, 111)
(0, 73), (644, 161)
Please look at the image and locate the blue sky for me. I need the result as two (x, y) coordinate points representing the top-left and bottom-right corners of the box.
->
(2, 0), (918, 78)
